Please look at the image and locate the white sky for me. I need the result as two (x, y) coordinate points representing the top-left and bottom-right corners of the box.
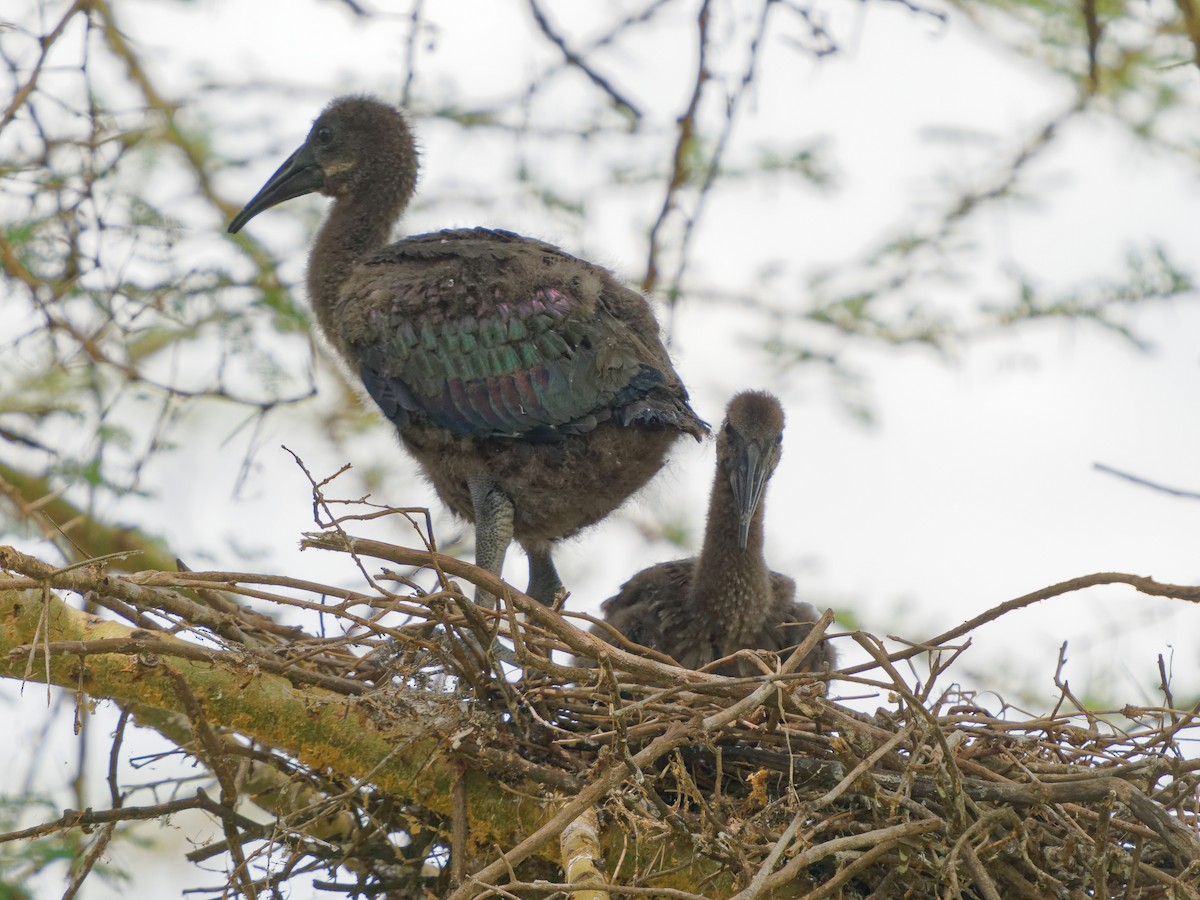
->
(4, 0), (1200, 895)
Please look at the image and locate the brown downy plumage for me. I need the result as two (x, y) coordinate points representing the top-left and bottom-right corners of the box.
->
(229, 96), (707, 605)
(589, 391), (835, 675)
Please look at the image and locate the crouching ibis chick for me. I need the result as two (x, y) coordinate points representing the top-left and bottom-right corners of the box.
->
(587, 391), (835, 675)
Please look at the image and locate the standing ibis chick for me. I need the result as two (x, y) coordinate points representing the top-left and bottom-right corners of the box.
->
(228, 97), (707, 605)
(591, 391), (835, 674)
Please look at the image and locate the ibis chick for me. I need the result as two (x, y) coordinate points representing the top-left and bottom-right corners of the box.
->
(592, 391), (835, 674)
(228, 97), (706, 605)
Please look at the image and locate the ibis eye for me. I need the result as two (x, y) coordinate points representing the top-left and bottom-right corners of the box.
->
(316, 125), (334, 145)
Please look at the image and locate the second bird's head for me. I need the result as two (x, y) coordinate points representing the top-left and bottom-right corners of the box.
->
(228, 96), (418, 235)
(719, 391), (785, 551)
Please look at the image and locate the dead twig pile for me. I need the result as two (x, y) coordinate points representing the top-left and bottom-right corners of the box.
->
(0, 509), (1197, 898)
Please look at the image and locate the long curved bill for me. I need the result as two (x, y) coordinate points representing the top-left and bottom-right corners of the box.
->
(228, 143), (324, 234)
(730, 440), (770, 551)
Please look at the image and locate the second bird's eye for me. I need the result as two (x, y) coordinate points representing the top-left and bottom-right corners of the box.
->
(316, 125), (334, 145)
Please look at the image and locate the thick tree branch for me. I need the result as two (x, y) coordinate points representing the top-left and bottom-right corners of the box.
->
(0, 587), (551, 856)
(0, 460), (176, 570)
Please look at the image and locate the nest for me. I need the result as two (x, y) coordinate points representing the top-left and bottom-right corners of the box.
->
(3, 508), (1199, 899)
(313, 535), (1200, 898)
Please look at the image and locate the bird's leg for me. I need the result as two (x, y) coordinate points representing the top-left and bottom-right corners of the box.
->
(523, 543), (564, 607)
(467, 474), (514, 610)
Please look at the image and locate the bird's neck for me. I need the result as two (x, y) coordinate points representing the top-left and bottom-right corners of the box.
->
(307, 191), (405, 354)
(692, 469), (771, 639)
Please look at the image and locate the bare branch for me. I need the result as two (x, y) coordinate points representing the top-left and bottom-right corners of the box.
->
(1093, 462), (1200, 500)
(527, 0), (641, 119)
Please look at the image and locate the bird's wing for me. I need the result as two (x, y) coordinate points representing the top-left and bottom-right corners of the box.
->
(597, 559), (696, 656)
(347, 229), (677, 439)
(760, 574), (837, 669)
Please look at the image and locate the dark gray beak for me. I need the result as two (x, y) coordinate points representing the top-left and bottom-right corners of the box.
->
(228, 143), (324, 234)
(729, 439), (771, 551)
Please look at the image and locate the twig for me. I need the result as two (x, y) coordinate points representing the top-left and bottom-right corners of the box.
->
(0, 0), (89, 133)
(1083, 0), (1102, 93)
(752, 819), (945, 895)
(527, 0), (641, 119)
(847, 572), (1200, 675)
(471, 883), (706, 898)
(171, 671), (258, 899)
(0, 791), (244, 844)
(1093, 462), (1200, 500)
(642, 0), (712, 296)
(730, 806), (808, 899)
(663, 0), (778, 313)
(301, 531), (726, 687)
(1175, 0), (1200, 71)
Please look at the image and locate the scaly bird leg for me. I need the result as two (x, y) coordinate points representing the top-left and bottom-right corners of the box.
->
(524, 543), (564, 607)
(468, 474), (514, 610)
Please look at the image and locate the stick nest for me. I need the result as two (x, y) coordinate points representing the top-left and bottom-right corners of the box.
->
(4, 512), (1199, 899)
